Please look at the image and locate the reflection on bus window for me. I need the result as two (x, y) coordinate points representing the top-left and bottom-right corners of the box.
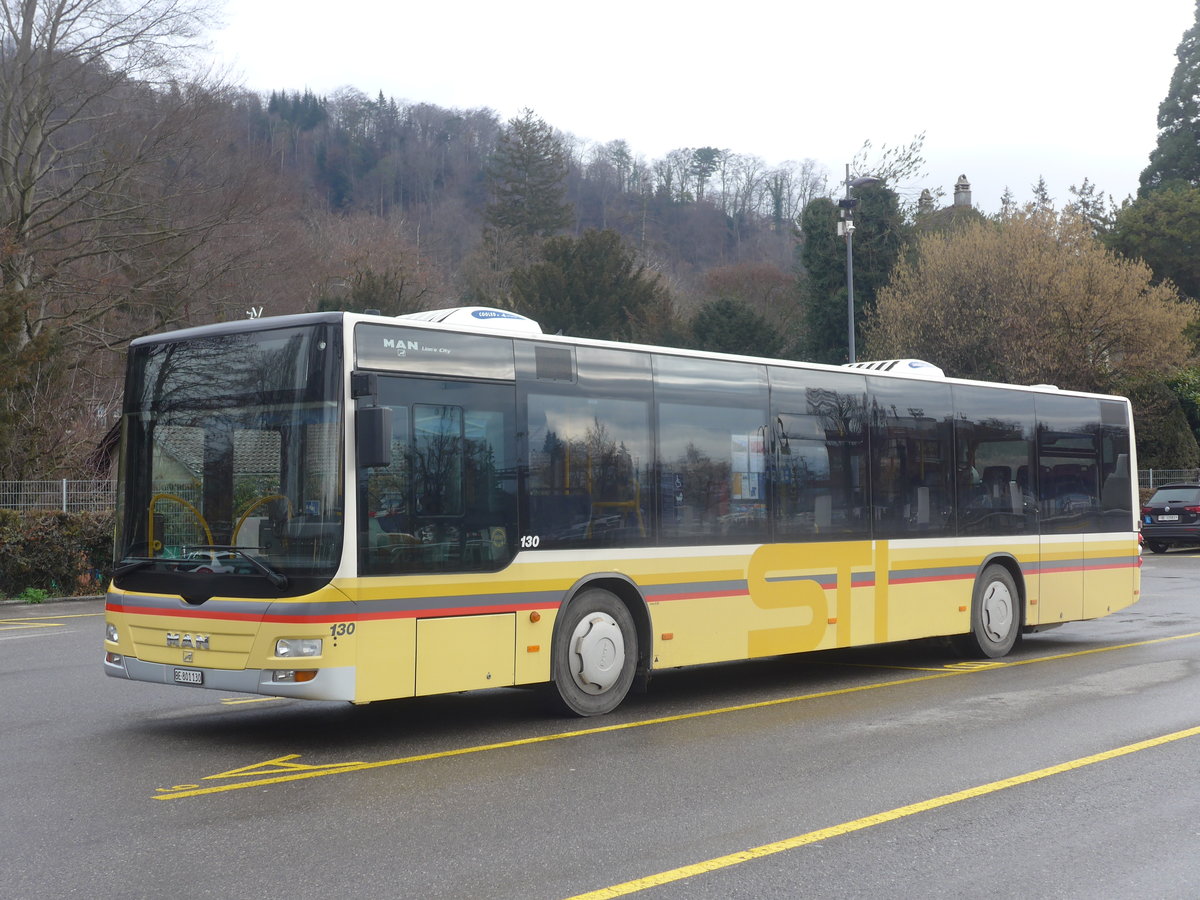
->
(953, 386), (1037, 536)
(658, 403), (768, 544)
(526, 394), (650, 548)
(869, 378), (954, 537)
(773, 380), (869, 541)
(1037, 395), (1102, 535)
(360, 379), (517, 574)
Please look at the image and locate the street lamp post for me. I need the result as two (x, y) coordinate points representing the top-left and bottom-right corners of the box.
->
(838, 164), (882, 363)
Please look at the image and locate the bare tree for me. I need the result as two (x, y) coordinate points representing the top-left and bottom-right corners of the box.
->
(850, 131), (930, 215)
(765, 159), (829, 231)
(0, 0), (216, 344)
(656, 149), (694, 202)
(0, 2), (323, 477)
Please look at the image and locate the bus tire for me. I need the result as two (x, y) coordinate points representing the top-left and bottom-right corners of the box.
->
(955, 564), (1021, 659)
(550, 588), (637, 717)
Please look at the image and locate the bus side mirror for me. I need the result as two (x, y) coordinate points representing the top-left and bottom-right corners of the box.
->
(357, 405), (393, 469)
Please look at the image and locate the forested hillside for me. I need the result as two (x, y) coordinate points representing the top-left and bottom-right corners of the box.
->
(258, 88), (827, 293)
(0, 66), (833, 479)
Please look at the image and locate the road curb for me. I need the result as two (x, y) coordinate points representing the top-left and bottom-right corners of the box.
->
(0, 594), (104, 607)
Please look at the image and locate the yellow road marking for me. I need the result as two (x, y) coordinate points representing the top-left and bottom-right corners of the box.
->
(0, 611), (103, 632)
(219, 697), (286, 706)
(1000, 631), (1200, 668)
(942, 660), (1008, 671)
(155, 668), (966, 800)
(154, 629), (1200, 802)
(202, 754), (366, 779)
(155, 755), (367, 794)
(564, 723), (1200, 899)
(0, 620), (64, 631)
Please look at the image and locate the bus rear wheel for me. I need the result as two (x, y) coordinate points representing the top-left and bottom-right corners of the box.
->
(550, 588), (637, 717)
(955, 564), (1021, 659)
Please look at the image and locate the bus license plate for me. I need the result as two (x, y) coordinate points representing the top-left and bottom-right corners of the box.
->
(173, 668), (204, 685)
(1157, 514), (1180, 522)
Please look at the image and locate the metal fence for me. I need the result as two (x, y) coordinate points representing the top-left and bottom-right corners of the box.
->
(1138, 469), (1200, 491)
(0, 480), (116, 513)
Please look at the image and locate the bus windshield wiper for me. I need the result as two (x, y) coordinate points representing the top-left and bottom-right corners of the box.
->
(185, 545), (289, 589)
(113, 542), (156, 577)
(113, 558), (154, 577)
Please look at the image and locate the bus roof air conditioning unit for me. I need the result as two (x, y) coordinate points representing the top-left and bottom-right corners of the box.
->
(843, 359), (945, 379)
(396, 307), (543, 335)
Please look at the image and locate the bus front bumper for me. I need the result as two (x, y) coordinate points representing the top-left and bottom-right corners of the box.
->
(102, 652), (356, 701)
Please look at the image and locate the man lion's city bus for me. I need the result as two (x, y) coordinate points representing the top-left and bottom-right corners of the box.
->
(103, 307), (1140, 715)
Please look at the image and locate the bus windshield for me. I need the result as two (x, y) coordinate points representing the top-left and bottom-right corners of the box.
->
(113, 322), (343, 599)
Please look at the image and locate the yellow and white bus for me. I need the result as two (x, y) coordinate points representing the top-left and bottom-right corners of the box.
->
(103, 307), (1140, 715)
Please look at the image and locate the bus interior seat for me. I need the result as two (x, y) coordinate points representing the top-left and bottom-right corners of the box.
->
(981, 466), (1011, 499)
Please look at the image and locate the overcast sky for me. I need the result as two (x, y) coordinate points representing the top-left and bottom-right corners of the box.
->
(206, 0), (1196, 212)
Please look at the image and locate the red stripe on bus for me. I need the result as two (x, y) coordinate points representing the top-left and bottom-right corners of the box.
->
(105, 603), (264, 622)
(1081, 561), (1139, 572)
(889, 573), (974, 586)
(106, 600), (559, 624)
(648, 589), (751, 603)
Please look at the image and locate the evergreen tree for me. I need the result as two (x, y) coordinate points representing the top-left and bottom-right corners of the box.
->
(1030, 176), (1054, 213)
(1108, 183), (1200, 299)
(999, 187), (1018, 220)
(485, 109), (573, 241)
(1141, 2), (1200, 195)
(689, 148), (722, 202)
(1065, 178), (1115, 238)
(509, 229), (669, 341)
(689, 298), (783, 357)
(798, 183), (904, 364)
(1166, 367), (1200, 447)
(797, 198), (845, 363)
(1124, 377), (1200, 468)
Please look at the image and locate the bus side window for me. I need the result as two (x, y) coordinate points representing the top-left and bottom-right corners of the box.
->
(952, 385), (1036, 537)
(1036, 395), (1102, 534)
(525, 392), (650, 548)
(768, 367), (869, 542)
(657, 401), (768, 543)
(868, 377), (954, 537)
(359, 379), (517, 574)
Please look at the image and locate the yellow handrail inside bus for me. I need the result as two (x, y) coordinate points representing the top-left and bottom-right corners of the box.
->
(148, 493), (213, 556)
(232, 494), (293, 545)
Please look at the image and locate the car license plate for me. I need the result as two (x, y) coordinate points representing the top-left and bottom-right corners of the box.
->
(173, 667), (204, 685)
(1157, 514), (1180, 522)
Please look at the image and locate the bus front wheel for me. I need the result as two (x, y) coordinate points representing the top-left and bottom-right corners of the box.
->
(955, 564), (1021, 659)
(550, 588), (638, 717)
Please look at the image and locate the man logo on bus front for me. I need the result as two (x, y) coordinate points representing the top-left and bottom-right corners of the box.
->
(166, 632), (210, 650)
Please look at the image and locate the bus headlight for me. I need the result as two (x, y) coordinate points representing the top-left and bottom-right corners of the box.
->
(275, 638), (322, 658)
(105, 622), (119, 643)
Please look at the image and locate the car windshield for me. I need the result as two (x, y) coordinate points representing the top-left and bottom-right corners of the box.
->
(113, 322), (343, 598)
(1149, 487), (1200, 505)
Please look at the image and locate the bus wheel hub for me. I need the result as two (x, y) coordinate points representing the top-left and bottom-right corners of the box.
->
(981, 581), (1013, 643)
(571, 613), (625, 694)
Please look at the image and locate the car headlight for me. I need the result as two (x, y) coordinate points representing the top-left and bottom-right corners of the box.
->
(275, 638), (322, 658)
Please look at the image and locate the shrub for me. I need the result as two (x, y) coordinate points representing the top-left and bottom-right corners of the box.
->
(0, 509), (114, 597)
(16, 587), (48, 604)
